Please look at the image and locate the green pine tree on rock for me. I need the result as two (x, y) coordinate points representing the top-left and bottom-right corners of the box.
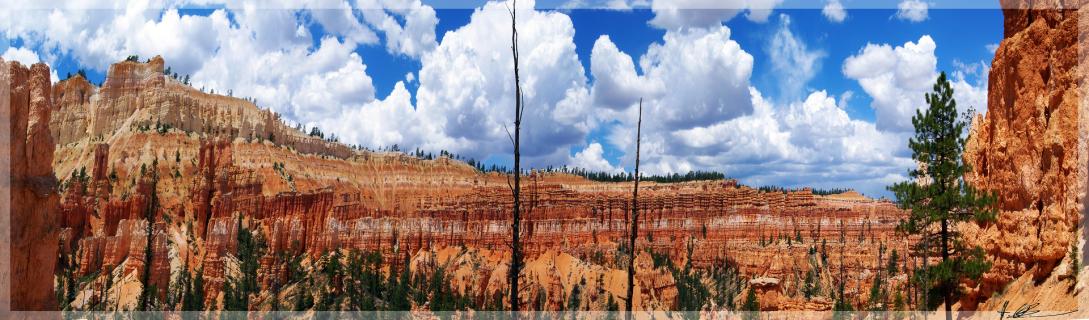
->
(888, 71), (996, 320)
(741, 286), (759, 320)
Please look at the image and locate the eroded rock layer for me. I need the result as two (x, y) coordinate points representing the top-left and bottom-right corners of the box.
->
(962, 0), (1087, 310)
(42, 57), (911, 311)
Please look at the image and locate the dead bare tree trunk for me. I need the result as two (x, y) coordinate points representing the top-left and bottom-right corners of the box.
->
(625, 98), (643, 319)
(508, 0), (524, 316)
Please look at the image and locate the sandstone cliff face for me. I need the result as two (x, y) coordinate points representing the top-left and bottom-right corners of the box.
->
(43, 57), (910, 311)
(50, 55), (354, 160)
(416, 247), (677, 312)
(50, 74), (95, 146)
(58, 139), (907, 311)
(962, 0), (1087, 309)
(3, 58), (60, 310)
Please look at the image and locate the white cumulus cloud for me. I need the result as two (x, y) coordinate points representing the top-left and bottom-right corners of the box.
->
(767, 14), (823, 100)
(589, 26), (756, 174)
(648, 0), (784, 30)
(822, 0), (846, 23)
(1, 46), (59, 82)
(569, 142), (624, 173)
(639, 26), (755, 128)
(844, 35), (989, 133)
(896, 0), (929, 22)
(560, 0), (646, 10)
(357, 0), (439, 59)
(190, 19), (376, 126)
(412, 0), (593, 166)
(318, 81), (436, 149)
(611, 87), (911, 196)
(843, 35), (938, 132)
(589, 35), (659, 110)
(1, 46), (40, 66)
(589, 22), (911, 196)
(305, 0), (381, 47)
(950, 60), (990, 115)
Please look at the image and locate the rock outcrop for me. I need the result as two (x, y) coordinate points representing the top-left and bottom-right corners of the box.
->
(3, 59), (60, 310)
(962, 0), (1087, 309)
(49, 55), (354, 160)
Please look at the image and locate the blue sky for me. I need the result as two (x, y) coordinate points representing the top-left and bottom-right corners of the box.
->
(1, 1), (1003, 198)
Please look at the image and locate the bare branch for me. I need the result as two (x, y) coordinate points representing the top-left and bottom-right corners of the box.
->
(518, 92), (526, 124)
(503, 123), (515, 146)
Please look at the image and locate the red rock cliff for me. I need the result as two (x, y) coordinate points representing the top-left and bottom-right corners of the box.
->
(43, 57), (911, 311)
(962, 0), (1087, 309)
(3, 58), (60, 310)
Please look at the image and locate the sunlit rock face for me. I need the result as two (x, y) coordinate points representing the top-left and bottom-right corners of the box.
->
(4, 58), (60, 310)
(961, 0), (1087, 310)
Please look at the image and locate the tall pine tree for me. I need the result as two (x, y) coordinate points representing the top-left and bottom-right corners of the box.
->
(137, 160), (160, 311)
(888, 71), (995, 319)
(741, 286), (759, 320)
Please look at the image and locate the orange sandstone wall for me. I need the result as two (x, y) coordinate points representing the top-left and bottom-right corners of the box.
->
(4, 58), (60, 310)
(962, 0), (1088, 308)
(43, 57), (910, 310)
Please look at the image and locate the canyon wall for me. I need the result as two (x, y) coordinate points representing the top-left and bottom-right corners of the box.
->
(962, 0), (1087, 309)
(3, 59), (60, 310)
(41, 57), (910, 311)
(58, 133), (907, 310)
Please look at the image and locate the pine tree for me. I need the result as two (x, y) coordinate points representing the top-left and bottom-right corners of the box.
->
(223, 280), (237, 310)
(887, 249), (900, 276)
(182, 268), (205, 311)
(605, 294), (620, 320)
(270, 281), (282, 311)
(168, 264), (189, 310)
(741, 286), (759, 320)
(831, 280), (854, 320)
(671, 245), (710, 311)
(61, 253), (77, 309)
(315, 282), (336, 311)
(888, 72), (996, 320)
(1070, 242), (1080, 287)
(390, 252), (413, 310)
(293, 280), (314, 311)
(820, 239), (828, 265)
(803, 269), (817, 299)
(225, 215), (266, 311)
(869, 274), (886, 311)
(566, 279), (584, 312)
(893, 291), (905, 312)
(137, 160), (160, 311)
